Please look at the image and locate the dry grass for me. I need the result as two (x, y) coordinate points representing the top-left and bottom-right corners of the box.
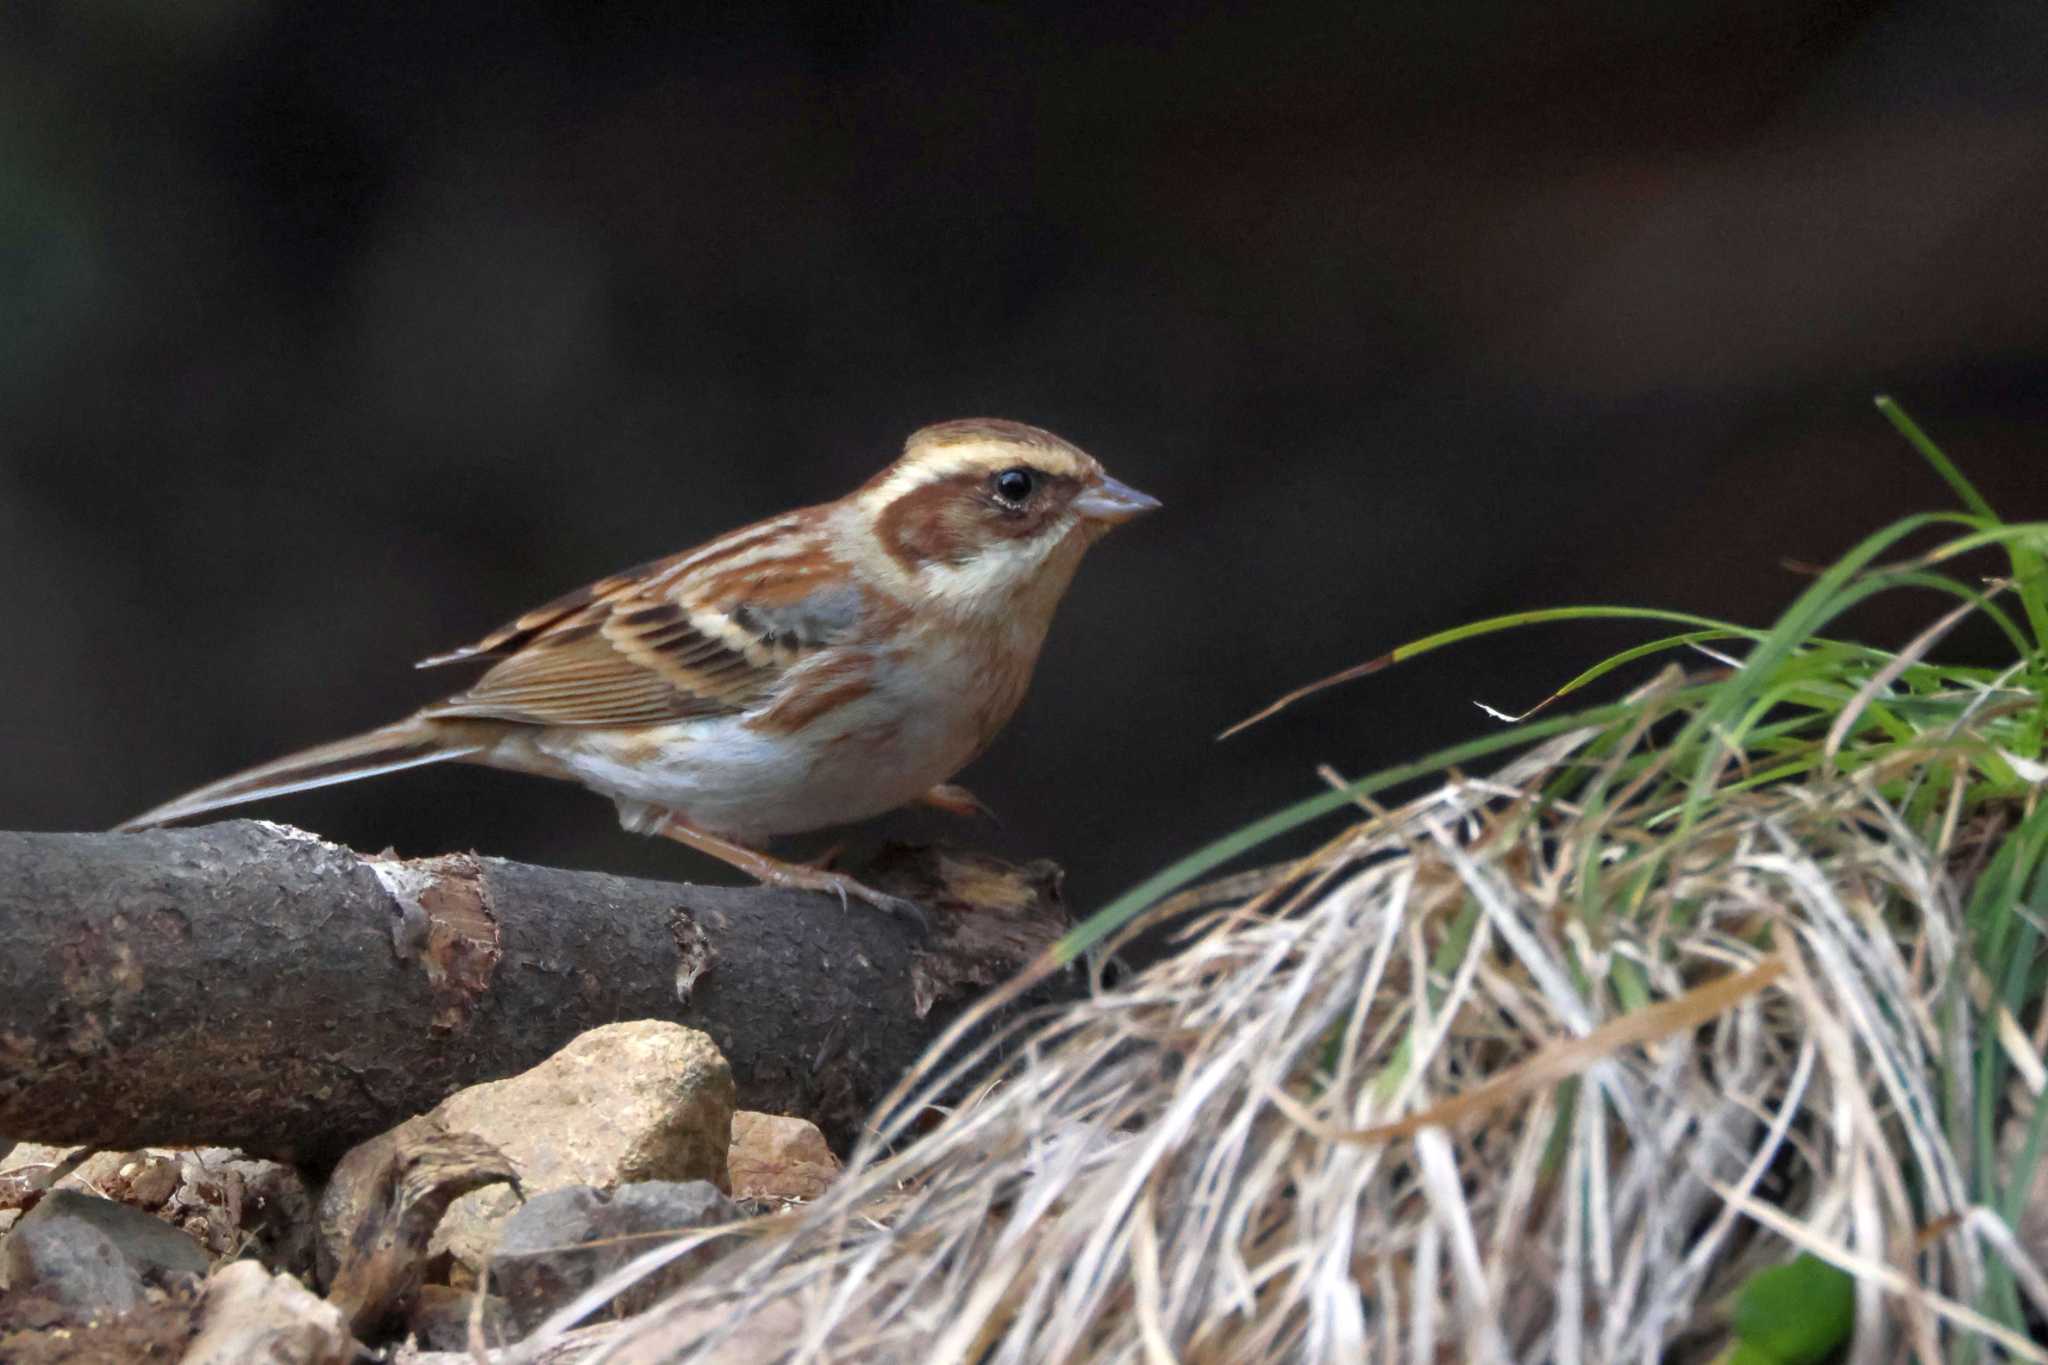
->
(503, 408), (2047, 1363)
(509, 697), (2041, 1362)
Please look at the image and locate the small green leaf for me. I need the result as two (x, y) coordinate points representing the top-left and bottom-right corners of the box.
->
(1731, 1254), (1854, 1364)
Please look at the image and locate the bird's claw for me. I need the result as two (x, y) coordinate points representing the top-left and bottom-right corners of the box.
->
(787, 865), (930, 933)
(816, 877), (929, 933)
(856, 886), (931, 934)
(919, 783), (1001, 827)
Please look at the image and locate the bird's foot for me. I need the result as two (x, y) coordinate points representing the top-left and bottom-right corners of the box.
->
(754, 861), (930, 931)
(649, 814), (929, 931)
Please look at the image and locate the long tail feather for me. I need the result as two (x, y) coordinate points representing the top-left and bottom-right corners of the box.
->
(116, 719), (483, 830)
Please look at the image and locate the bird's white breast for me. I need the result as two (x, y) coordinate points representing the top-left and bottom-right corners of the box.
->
(499, 633), (1015, 842)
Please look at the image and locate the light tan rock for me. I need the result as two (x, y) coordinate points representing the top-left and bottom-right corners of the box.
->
(729, 1112), (839, 1202)
(424, 1022), (734, 1276)
(179, 1261), (353, 1365)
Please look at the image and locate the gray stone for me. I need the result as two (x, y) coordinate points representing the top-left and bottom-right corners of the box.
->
(6, 1145), (315, 1282)
(2, 1210), (145, 1319)
(489, 1180), (739, 1332)
(407, 1283), (515, 1351)
(10, 1189), (211, 1288)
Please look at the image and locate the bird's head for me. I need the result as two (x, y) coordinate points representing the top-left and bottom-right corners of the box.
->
(852, 418), (1160, 622)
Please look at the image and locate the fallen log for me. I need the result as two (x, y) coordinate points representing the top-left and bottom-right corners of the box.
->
(0, 823), (1071, 1169)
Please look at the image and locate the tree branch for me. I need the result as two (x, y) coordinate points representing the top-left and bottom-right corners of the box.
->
(0, 823), (1071, 1169)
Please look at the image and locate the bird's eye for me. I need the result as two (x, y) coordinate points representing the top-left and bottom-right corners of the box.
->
(992, 468), (1036, 504)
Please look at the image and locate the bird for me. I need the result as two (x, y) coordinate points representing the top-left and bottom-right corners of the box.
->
(119, 418), (1160, 924)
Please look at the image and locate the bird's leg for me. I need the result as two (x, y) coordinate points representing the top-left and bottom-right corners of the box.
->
(918, 783), (1000, 825)
(648, 814), (928, 930)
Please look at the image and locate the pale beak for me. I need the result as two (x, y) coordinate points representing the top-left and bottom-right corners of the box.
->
(1073, 475), (1162, 525)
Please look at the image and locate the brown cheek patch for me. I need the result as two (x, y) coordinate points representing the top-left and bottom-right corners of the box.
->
(875, 475), (981, 570)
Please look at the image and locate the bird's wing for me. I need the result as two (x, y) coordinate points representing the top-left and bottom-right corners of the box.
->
(419, 511), (869, 728)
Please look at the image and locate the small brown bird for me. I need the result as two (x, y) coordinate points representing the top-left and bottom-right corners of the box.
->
(121, 419), (1159, 921)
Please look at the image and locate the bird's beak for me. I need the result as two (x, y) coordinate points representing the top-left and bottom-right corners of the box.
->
(1073, 475), (1162, 525)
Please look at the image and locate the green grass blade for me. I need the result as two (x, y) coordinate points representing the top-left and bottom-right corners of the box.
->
(1220, 607), (1747, 737)
(1877, 395), (1997, 520)
(1061, 689), (1714, 964)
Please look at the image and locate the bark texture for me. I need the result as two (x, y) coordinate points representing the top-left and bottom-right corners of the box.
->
(0, 823), (1071, 1169)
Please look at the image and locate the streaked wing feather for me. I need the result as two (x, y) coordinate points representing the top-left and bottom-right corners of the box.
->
(420, 523), (866, 729)
(416, 553), (681, 667)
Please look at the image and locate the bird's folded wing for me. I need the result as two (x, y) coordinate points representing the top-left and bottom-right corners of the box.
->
(415, 553), (681, 669)
(418, 553), (869, 729)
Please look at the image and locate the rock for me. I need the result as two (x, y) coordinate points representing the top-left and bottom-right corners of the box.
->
(407, 1283), (514, 1351)
(3, 1144), (317, 1282)
(179, 1261), (354, 1365)
(124, 1153), (182, 1208)
(2, 1209), (145, 1319)
(426, 1022), (734, 1276)
(490, 1180), (739, 1332)
(7, 1190), (211, 1291)
(729, 1112), (839, 1203)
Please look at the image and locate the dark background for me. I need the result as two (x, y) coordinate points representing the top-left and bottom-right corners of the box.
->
(4, 0), (2044, 912)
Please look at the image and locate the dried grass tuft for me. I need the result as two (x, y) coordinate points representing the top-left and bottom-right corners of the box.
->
(508, 411), (2048, 1363)
(512, 694), (2041, 1362)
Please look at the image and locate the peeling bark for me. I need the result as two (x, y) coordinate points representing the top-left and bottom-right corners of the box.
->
(325, 1125), (520, 1338)
(0, 823), (1072, 1169)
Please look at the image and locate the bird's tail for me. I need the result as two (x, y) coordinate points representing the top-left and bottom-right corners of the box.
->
(116, 718), (486, 830)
